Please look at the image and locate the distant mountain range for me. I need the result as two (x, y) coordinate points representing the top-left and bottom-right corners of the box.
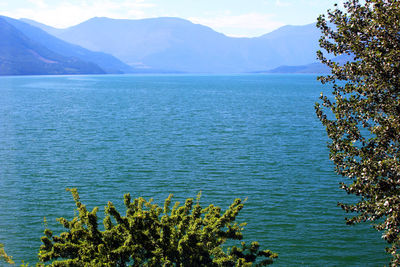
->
(0, 17), (106, 75)
(266, 63), (330, 74)
(1, 16), (133, 75)
(265, 54), (351, 74)
(25, 17), (323, 73)
(0, 15), (335, 75)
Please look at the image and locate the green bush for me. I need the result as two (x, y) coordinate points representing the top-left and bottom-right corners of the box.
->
(37, 188), (276, 266)
(0, 243), (14, 264)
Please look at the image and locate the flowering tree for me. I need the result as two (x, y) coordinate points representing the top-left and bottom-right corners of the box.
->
(316, 0), (400, 265)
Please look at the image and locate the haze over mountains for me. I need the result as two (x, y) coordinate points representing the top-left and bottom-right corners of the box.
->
(1, 16), (133, 75)
(0, 15), (328, 75)
(0, 17), (106, 75)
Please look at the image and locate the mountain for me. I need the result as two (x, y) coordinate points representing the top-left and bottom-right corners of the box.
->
(20, 18), (60, 35)
(266, 54), (353, 74)
(25, 17), (322, 73)
(266, 63), (329, 74)
(257, 23), (321, 68)
(0, 17), (105, 75)
(3, 16), (133, 74)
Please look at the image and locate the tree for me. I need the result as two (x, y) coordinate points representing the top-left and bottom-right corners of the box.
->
(315, 0), (400, 265)
(37, 188), (277, 266)
(0, 243), (14, 264)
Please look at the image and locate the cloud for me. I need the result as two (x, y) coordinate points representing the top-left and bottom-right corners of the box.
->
(2, 0), (156, 28)
(27, 0), (48, 8)
(275, 0), (291, 7)
(188, 13), (285, 37)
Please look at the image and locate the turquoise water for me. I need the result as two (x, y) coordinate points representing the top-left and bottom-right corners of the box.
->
(0, 74), (388, 266)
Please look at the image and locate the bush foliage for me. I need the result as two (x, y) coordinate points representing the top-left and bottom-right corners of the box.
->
(0, 243), (14, 264)
(36, 188), (276, 266)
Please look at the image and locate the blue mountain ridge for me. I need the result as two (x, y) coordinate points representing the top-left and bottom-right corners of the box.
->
(3, 16), (133, 74)
(265, 54), (352, 74)
(24, 17), (323, 73)
(0, 17), (105, 75)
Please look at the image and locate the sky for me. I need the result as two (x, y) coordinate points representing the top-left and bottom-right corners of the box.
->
(0, 0), (342, 37)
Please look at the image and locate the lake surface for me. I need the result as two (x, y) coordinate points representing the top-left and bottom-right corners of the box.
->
(0, 74), (388, 265)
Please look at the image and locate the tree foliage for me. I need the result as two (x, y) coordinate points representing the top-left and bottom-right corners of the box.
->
(37, 188), (277, 266)
(0, 243), (14, 264)
(315, 0), (400, 265)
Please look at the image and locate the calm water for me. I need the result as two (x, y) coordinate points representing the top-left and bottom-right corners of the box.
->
(0, 74), (388, 266)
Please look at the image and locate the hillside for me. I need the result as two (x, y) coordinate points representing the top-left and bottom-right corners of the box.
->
(3, 16), (133, 74)
(25, 17), (322, 73)
(0, 17), (105, 75)
(266, 54), (352, 74)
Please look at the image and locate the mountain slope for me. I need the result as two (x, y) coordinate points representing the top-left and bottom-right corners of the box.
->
(4, 16), (133, 73)
(0, 18), (105, 75)
(266, 54), (353, 74)
(256, 23), (320, 67)
(26, 17), (322, 73)
(266, 63), (330, 74)
(55, 17), (244, 72)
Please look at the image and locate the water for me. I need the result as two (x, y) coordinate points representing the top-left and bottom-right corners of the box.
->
(0, 74), (388, 266)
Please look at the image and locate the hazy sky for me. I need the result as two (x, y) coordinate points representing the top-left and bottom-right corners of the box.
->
(1, 0), (342, 37)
